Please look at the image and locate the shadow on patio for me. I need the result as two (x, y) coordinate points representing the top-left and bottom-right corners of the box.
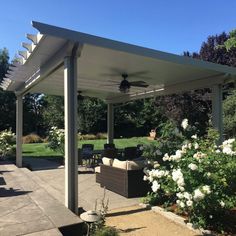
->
(0, 187), (32, 197)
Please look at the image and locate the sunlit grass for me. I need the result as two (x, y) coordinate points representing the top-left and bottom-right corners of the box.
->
(22, 137), (156, 158)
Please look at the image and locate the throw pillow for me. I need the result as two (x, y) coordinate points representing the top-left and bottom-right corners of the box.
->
(112, 158), (127, 169)
(102, 157), (113, 166)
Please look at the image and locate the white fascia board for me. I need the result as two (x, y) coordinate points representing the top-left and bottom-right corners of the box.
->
(32, 21), (236, 76)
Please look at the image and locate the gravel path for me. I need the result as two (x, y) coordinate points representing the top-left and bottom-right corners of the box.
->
(106, 205), (198, 236)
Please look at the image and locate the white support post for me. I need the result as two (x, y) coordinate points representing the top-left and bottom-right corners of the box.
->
(16, 95), (23, 167)
(212, 84), (223, 143)
(64, 54), (78, 214)
(107, 103), (114, 144)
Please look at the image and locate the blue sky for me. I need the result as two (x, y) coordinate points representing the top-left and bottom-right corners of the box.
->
(1, 0), (236, 60)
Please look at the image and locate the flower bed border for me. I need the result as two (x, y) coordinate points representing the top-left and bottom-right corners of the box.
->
(139, 203), (213, 235)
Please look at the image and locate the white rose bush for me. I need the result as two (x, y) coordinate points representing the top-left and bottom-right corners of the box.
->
(142, 119), (236, 232)
(47, 126), (65, 155)
(0, 129), (15, 158)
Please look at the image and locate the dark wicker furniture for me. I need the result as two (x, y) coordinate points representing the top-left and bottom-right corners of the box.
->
(96, 164), (150, 198)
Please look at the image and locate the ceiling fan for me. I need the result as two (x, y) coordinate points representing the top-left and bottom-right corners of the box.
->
(102, 69), (149, 93)
(118, 73), (149, 93)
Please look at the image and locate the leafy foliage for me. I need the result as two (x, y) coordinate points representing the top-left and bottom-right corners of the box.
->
(155, 91), (211, 136)
(42, 95), (64, 129)
(114, 98), (166, 137)
(93, 227), (119, 236)
(47, 126), (65, 155)
(223, 90), (236, 137)
(218, 29), (236, 52)
(0, 129), (15, 158)
(23, 93), (46, 135)
(143, 119), (236, 232)
(78, 97), (107, 134)
(0, 48), (16, 131)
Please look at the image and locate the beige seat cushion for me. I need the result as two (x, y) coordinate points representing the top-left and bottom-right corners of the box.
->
(112, 159), (127, 169)
(94, 166), (101, 173)
(127, 160), (145, 170)
(102, 157), (113, 166)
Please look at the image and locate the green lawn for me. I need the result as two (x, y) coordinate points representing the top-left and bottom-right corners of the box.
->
(22, 137), (156, 157)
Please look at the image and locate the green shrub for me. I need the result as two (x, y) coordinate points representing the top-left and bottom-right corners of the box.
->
(82, 134), (97, 140)
(22, 133), (43, 144)
(143, 119), (236, 232)
(96, 133), (107, 140)
(0, 129), (15, 158)
(47, 127), (65, 155)
(93, 226), (119, 236)
(224, 89), (236, 138)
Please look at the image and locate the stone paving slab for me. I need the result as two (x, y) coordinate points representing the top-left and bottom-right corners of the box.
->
(23, 228), (62, 236)
(0, 163), (82, 236)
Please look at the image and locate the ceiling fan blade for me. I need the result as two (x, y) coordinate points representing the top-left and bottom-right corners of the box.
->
(128, 71), (149, 77)
(100, 73), (120, 77)
(130, 81), (149, 87)
(106, 79), (120, 83)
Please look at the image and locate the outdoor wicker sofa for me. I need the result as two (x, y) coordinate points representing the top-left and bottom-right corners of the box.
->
(96, 164), (150, 198)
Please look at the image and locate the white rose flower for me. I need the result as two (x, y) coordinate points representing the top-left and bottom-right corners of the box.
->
(191, 134), (197, 139)
(149, 176), (153, 183)
(179, 201), (185, 208)
(223, 146), (234, 155)
(220, 201), (225, 207)
(143, 175), (148, 181)
(227, 138), (235, 144)
(188, 163), (198, 171)
(182, 146), (187, 153)
(202, 185), (211, 194)
(194, 143), (199, 150)
(186, 200), (193, 207)
(193, 189), (205, 201)
(215, 149), (221, 153)
(181, 118), (188, 130)
(177, 179), (185, 187)
(163, 153), (170, 162)
(183, 192), (192, 200)
(179, 186), (185, 192)
(151, 180), (160, 192)
(176, 192), (184, 199)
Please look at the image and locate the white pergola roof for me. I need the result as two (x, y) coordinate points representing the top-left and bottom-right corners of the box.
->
(1, 21), (236, 103)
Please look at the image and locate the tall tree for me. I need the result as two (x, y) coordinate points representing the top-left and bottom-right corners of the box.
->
(23, 93), (46, 136)
(0, 48), (16, 131)
(78, 97), (107, 134)
(42, 95), (64, 129)
(156, 31), (236, 135)
(114, 98), (167, 137)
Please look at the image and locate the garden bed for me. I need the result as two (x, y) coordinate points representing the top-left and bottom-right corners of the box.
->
(151, 205), (236, 235)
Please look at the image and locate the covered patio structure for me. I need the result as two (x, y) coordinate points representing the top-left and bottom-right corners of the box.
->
(1, 21), (236, 214)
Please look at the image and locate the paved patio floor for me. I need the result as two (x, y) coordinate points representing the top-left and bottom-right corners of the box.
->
(24, 157), (140, 211)
(0, 162), (82, 236)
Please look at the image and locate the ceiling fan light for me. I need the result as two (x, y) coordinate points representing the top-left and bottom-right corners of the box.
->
(119, 86), (130, 93)
(119, 78), (130, 93)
